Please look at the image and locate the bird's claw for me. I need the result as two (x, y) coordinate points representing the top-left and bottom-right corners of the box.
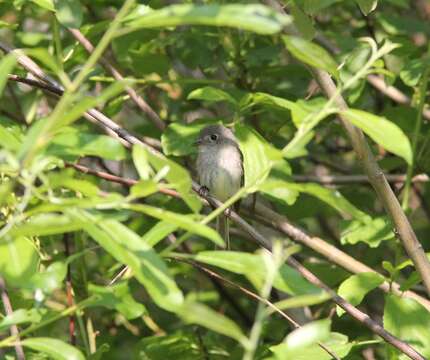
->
(198, 185), (210, 197)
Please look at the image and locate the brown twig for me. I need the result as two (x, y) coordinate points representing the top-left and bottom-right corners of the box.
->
(63, 234), (76, 345)
(310, 66), (430, 297)
(173, 257), (341, 360)
(67, 162), (430, 312)
(68, 29), (166, 131)
(292, 173), (429, 185)
(0, 276), (25, 360)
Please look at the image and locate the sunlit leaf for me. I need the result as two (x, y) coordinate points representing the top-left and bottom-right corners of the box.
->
(125, 4), (291, 35)
(283, 35), (338, 78)
(22, 337), (85, 360)
(341, 109), (413, 165)
(384, 294), (430, 359)
(337, 272), (384, 316)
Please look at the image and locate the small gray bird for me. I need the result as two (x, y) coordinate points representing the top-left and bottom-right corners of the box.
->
(195, 125), (243, 248)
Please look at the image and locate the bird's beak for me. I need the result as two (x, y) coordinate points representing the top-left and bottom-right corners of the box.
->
(193, 138), (202, 146)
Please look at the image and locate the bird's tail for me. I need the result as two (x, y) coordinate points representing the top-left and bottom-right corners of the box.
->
(217, 215), (230, 249)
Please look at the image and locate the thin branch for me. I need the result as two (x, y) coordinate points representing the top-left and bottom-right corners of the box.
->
(68, 29), (166, 131)
(313, 34), (430, 122)
(0, 276), (25, 360)
(292, 173), (429, 185)
(63, 234), (76, 345)
(68, 161), (430, 312)
(310, 66), (430, 297)
(173, 257), (341, 360)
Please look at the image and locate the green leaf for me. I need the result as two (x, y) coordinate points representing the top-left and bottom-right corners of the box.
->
(144, 148), (201, 213)
(259, 179), (300, 206)
(128, 204), (223, 247)
(69, 209), (184, 312)
(340, 216), (395, 248)
(272, 292), (331, 311)
(384, 294), (430, 358)
(177, 300), (247, 345)
(30, 262), (67, 293)
(142, 221), (178, 247)
(31, 0), (55, 11)
(400, 58), (429, 87)
(132, 144), (153, 180)
(45, 127), (127, 161)
(22, 337), (85, 360)
(0, 54), (17, 97)
(161, 120), (218, 156)
(283, 35), (338, 78)
(290, 3), (315, 40)
(355, 0), (378, 15)
(11, 213), (82, 237)
(285, 319), (331, 351)
(0, 236), (39, 285)
(289, 183), (369, 221)
(235, 123), (282, 192)
(194, 251), (320, 295)
(89, 282), (146, 320)
(271, 332), (353, 360)
(0, 123), (21, 152)
(341, 109), (413, 165)
(337, 272), (384, 316)
(125, 4), (291, 35)
(135, 331), (206, 360)
(0, 308), (44, 332)
(54, 0), (83, 28)
(187, 86), (237, 106)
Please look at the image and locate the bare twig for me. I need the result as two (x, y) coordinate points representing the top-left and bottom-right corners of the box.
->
(173, 257), (341, 360)
(68, 29), (166, 131)
(0, 276), (25, 360)
(292, 173), (429, 185)
(63, 234), (76, 345)
(67, 162), (430, 312)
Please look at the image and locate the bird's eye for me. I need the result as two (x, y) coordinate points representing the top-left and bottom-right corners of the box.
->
(210, 134), (218, 141)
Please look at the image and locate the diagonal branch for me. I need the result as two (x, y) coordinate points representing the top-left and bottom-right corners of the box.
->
(265, 2), (430, 298)
(68, 29), (166, 131)
(310, 67), (430, 296)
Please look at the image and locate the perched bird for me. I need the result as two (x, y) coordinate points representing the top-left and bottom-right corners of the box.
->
(195, 124), (243, 248)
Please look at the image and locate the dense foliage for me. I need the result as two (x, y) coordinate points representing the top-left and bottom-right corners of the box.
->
(1, 0), (430, 359)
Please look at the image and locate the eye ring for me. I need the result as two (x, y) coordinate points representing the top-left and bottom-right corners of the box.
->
(210, 134), (218, 141)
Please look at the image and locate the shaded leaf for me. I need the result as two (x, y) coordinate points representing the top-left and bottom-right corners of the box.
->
(177, 300), (247, 345)
(0, 54), (17, 97)
(89, 282), (146, 320)
(54, 0), (83, 28)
